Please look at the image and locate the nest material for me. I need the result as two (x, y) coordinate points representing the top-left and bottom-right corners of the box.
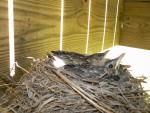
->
(0, 54), (150, 113)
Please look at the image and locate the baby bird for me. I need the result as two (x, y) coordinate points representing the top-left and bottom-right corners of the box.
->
(50, 50), (109, 65)
(104, 53), (125, 75)
(63, 53), (125, 79)
(63, 63), (107, 79)
(50, 50), (87, 65)
(85, 50), (109, 66)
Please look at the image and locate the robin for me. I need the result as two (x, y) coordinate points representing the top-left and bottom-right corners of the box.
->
(50, 50), (87, 65)
(85, 50), (109, 66)
(49, 50), (109, 65)
(63, 53), (125, 79)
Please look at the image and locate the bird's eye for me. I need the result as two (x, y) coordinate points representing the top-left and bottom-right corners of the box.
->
(108, 64), (113, 68)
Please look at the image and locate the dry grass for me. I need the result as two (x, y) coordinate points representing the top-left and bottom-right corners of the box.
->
(0, 56), (150, 113)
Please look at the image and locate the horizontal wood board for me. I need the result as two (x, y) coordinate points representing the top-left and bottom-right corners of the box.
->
(120, 0), (150, 50)
(0, 0), (122, 78)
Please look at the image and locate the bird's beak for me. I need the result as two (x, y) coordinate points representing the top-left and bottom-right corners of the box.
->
(121, 64), (131, 70)
(114, 53), (125, 69)
(102, 50), (110, 57)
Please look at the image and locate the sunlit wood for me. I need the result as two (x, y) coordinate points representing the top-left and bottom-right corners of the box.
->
(8, 0), (15, 77)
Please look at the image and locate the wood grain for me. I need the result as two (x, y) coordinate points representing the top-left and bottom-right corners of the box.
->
(0, 0), (61, 77)
(87, 0), (105, 53)
(0, 0), (9, 95)
(104, 0), (119, 50)
(125, 0), (150, 2)
(0, 0), (122, 78)
(0, 0), (9, 77)
(62, 0), (88, 53)
(88, 0), (122, 53)
(62, 0), (122, 54)
(13, 0), (62, 79)
(120, 1), (150, 50)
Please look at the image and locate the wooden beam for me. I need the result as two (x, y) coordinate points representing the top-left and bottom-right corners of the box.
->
(62, 0), (88, 53)
(13, 0), (61, 72)
(120, 1), (150, 49)
(0, 0), (9, 77)
(0, 0), (122, 77)
(87, 0), (122, 53)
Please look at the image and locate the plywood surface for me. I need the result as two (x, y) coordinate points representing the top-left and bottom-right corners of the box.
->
(14, 0), (61, 71)
(88, 0), (122, 53)
(0, 0), (9, 77)
(0, 0), (122, 77)
(0, 0), (61, 77)
(120, 1), (150, 50)
(125, 0), (150, 2)
(62, 0), (88, 53)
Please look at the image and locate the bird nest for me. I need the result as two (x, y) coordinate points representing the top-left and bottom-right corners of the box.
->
(0, 51), (150, 113)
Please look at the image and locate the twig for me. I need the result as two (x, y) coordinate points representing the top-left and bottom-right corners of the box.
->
(38, 97), (55, 112)
(15, 62), (29, 73)
(52, 69), (115, 113)
(0, 83), (23, 87)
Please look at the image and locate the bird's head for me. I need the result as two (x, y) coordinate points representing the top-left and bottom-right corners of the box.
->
(104, 53), (125, 75)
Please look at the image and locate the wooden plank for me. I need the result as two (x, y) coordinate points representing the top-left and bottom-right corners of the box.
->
(87, 0), (123, 54)
(125, 0), (150, 2)
(104, 0), (119, 50)
(0, 0), (61, 77)
(112, 0), (124, 47)
(120, 1), (150, 49)
(0, 0), (9, 95)
(13, 0), (61, 72)
(62, 0), (122, 54)
(62, 0), (88, 53)
(0, 0), (123, 77)
(87, 0), (105, 53)
(0, 0), (9, 77)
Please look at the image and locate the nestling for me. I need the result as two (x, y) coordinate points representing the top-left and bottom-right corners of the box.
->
(49, 50), (109, 65)
(63, 53), (125, 80)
